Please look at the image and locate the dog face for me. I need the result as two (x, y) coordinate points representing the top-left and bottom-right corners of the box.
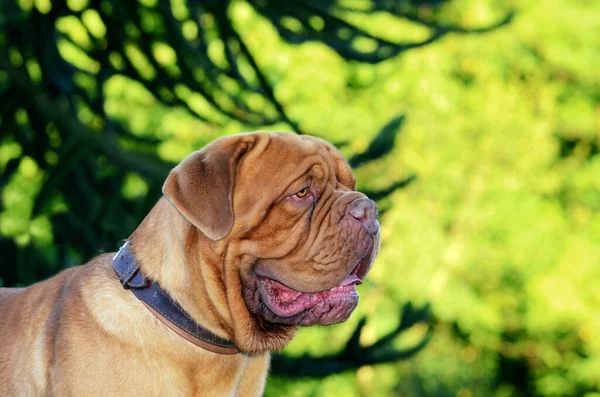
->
(163, 132), (379, 351)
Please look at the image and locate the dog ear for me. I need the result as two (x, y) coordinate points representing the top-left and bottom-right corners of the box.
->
(162, 135), (256, 240)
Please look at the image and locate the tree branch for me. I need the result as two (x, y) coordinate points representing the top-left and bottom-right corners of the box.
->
(271, 302), (432, 378)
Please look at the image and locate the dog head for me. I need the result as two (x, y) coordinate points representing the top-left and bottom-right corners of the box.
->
(163, 132), (380, 353)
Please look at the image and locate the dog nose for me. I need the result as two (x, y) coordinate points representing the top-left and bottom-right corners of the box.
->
(346, 198), (379, 234)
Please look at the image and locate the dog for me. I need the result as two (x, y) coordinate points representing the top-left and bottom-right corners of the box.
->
(0, 132), (380, 396)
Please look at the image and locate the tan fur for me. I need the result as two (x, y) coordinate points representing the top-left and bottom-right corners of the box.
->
(0, 132), (379, 396)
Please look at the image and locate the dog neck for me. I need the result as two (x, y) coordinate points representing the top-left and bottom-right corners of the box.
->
(128, 197), (237, 349)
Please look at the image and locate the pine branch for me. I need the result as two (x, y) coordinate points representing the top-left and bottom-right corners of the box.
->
(0, 56), (172, 183)
(271, 302), (432, 378)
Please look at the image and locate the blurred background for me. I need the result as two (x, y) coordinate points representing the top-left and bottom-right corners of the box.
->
(1, 0), (599, 396)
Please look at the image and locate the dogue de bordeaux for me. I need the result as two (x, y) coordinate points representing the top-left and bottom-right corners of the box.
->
(0, 132), (380, 396)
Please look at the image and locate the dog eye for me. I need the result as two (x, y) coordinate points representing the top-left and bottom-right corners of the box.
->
(294, 188), (309, 199)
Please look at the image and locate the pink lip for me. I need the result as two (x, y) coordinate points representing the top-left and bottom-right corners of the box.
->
(258, 273), (361, 318)
(340, 274), (362, 286)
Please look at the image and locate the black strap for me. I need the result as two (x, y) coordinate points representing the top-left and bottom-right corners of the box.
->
(112, 243), (239, 354)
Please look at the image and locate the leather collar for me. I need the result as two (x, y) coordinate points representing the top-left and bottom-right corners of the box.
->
(112, 242), (240, 355)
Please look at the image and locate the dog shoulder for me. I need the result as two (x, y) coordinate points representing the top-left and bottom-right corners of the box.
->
(0, 252), (114, 394)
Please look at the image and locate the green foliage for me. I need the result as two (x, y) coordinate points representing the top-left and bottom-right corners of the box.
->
(1, 0), (599, 396)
